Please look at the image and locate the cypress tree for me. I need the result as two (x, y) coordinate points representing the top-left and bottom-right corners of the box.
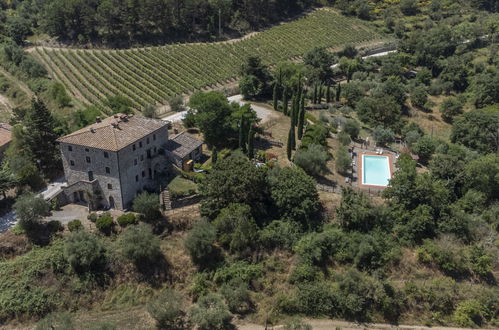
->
(290, 125), (296, 150)
(292, 93), (299, 127)
(238, 117), (246, 153)
(273, 83), (279, 111)
(286, 127), (293, 160)
(212, 147), (218, 165)
(326, 85), (331, 103)
(247, 125), (255, 159)
(282, 86), (288, 116)
(336, 83), (341, 102)
(318, 84), (323, 104)
(297, 95), (306, 140)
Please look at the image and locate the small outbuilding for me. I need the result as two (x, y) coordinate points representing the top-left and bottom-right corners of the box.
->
(165, 132), (203, 169)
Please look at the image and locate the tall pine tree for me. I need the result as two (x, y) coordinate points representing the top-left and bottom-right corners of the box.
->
(336, 83), (341, 102)
(326, 85), (331, 103)
(23, 98), (61, 175)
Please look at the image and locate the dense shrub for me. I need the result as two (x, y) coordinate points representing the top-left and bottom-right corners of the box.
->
(260, 220), (302, 250)
(213, 261), (263, 285)
(300, 124), (329, 149)
(336, 188), (377, 232)
(343, 119), (360, 139)
(212, 203), (259, 256)
(87, 213), (98, 222)
(132, 192), (161, 220)
(440, 96), (463, 122)
(35, 312), (74, 330)
(220, 279), (252, 314)
(337, 131), (351, 146)
(147, 289), (185, 329)
(67, 219), (83, 232)
(185, 220), (218, 268)
(417, 239), (468, 277)
(453, 299), (486, 327)
(169, 95), (184, 112)
(289, 263), (322, 284)
(295, 281), (338, 316)
(64, 231), (107, 273)
(294, 144), (329, 176)
(335, 146), (351, 175)
(13, 192), (50, 229)
(118, 224), (161, 268)
(95, 214), (114, 235)
(412, 136), (436, 163)
(189, 293), (232, 330)
(373, 126), (395, 147)
(116, 213), (137, 227)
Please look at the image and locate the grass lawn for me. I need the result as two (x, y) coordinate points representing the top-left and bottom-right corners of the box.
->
(168, 176), (198, 199)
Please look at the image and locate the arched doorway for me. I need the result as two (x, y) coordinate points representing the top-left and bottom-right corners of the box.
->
(109, 196), (115, 209)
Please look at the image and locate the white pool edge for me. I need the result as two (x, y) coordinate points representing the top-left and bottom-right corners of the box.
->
(361, 154), (391, 187)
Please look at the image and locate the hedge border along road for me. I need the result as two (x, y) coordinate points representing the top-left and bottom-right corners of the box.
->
(32, 9), (382, 113)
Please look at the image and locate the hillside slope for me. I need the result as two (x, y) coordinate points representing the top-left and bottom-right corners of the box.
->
(31, 9), (382, 112)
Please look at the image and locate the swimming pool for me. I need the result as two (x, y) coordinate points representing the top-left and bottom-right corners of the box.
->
(361, 155), (391, 187)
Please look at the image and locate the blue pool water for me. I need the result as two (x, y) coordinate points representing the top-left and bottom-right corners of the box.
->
(362, 155), (391, 186)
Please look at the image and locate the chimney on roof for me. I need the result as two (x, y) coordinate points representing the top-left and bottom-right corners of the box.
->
(95, 117), (101, 123)
(90, 128), (96, 133)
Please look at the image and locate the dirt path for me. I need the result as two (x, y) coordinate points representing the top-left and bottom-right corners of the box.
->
(238, 319), (484, 330)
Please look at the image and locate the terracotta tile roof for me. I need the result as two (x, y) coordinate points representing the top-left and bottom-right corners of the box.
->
(166, 132), (203, 158)
(57, 114), (167, 151)
(0, 123), (12, 148)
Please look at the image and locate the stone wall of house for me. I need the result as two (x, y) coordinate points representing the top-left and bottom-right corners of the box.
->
(62, 179), (102, 209)
(60, 142), (123, 209)
(117, 126), (170, 209)
(60, 126), (171, 210)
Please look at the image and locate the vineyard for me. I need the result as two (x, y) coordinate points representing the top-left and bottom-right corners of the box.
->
(32, 9), (382, 114)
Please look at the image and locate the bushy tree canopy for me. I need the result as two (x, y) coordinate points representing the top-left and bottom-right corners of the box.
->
(268, 166), (320, 228)
(451, 107), (499, 154)
(200, 151), (268, 219)
(189, 293), (232, 330)
(294, 144), (329, 176)
(118, 224), (162, 267)
(64, 231), (107, 273)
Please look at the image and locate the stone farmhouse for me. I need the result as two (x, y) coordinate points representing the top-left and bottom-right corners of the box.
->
(57, 114), (202, 210)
